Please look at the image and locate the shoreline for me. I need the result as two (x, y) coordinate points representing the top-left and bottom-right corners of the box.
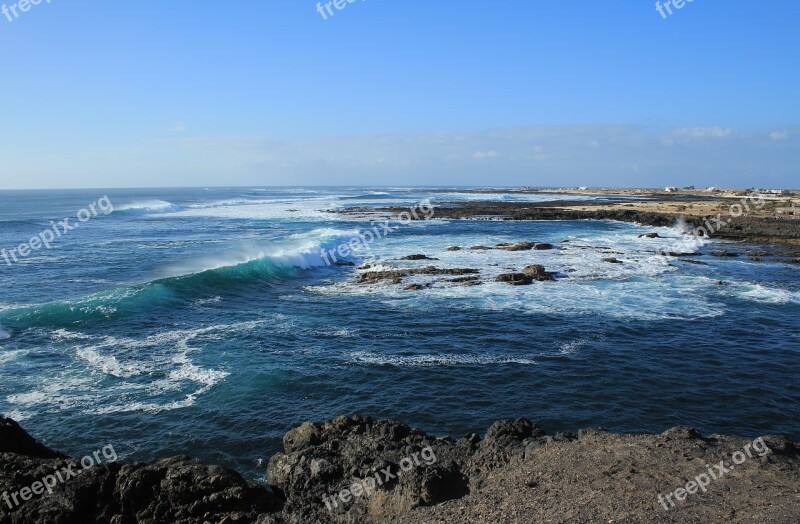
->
(339, 195), (800, 250)
(2, 416), (798, 523)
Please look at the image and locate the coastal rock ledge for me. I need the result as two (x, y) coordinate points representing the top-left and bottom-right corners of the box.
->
(1, 416), (799, 523)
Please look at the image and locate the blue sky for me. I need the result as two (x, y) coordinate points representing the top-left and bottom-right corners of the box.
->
(0, 1), (798, 189)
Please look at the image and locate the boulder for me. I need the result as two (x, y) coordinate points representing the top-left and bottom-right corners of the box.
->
(521, 265), (555, 281)
(495, 242), (535, 251)
(495, 273), (534, 285)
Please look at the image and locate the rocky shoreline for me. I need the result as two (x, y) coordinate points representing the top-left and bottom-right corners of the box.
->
(340, 198), (800, 248)
(2, 416), (798, 523)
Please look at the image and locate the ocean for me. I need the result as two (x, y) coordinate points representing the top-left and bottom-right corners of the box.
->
(0, 187), (798, 480)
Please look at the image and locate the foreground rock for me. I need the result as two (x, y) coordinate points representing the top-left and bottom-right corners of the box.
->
(2, 416), (799, 523)
(0, 418), (281, 523)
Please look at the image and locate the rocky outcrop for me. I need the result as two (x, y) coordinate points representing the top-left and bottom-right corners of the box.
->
(1, 417), (799, 523)
(494, 273), (533, 286)
(357, 267), (479, 285)
(0, 418), (281, 524)
(494, 242), (535, 251)
(342, 201), (800, 246)
(521, 265), (556, 281)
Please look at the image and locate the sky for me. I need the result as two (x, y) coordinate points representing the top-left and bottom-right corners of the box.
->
(0, 1), (798, 189)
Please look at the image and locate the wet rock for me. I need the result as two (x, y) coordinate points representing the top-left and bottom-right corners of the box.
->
(710, 250), (739, 257)
(448, 276), (481, 286)
(469, 246), (493, 251)
(533, 243), (554, 250)
(495, 242), (536, 251)
(446, 246), (462, 251)
(656, 251), (703, 257)
(399, 255), (437, 261)
(638, 232), (661, 238)
(358, 267), (479, 285)
(404, 283), (431, 291)
(495, 273), (533, 285)
(335, 261), (356, 267)
(521, 265), (556, 281)
(602, 257), (622, 264)
(680, 259), (709, 266)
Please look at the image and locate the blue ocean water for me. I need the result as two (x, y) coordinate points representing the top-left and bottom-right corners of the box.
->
(0, 187), (798, 480)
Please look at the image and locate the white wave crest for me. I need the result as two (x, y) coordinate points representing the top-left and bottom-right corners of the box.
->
(116, 200), (181, 214)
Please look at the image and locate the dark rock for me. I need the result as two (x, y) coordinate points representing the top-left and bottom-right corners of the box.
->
(399, 254), (437, 261)
(268, 416), (470, 523)
(495, 273), (533, 285)
(404, 283), (431, 291)
(446, 246), (462, 251)
(680, 259), (709, 266)
(533, 243), (554, 250)
(358, 267), (479, 285)
(469, 246), (492, 251)
(495, 242), (535, 252)
(710, 250), (739, 257)
(0, 417), (65, 459)
(656, 251), (702, 257)
(638, 232), (661, 238)
(521, 265), (556, 281)
(602, 257), (622, 264)
(334, 261), (356, 267)
(0, 418), (280, 523)
(448, 276), (481, 287)
(3, 415), (800, 523)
